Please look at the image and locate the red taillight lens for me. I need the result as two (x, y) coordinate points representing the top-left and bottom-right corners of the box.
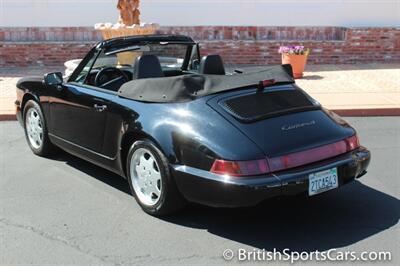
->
(210, 135), (360, 176)
(267, 135), (360, 172)
(210, 159), (270, 177)
(345, 134), (360, 151)
(267, 141), (347, 172)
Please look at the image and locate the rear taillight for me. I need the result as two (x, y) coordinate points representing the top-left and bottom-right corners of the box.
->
(345, 134), (360, 151)
(210, 159), (270, 177)
(268, 134), (360, 172)
(210, 135), (360, 177)
(267, 140), (348, 172)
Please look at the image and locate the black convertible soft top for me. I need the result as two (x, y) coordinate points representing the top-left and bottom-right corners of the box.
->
(118, 65), (294, 103)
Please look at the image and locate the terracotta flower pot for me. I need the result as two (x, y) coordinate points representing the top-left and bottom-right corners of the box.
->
(281, 54), (308, 79)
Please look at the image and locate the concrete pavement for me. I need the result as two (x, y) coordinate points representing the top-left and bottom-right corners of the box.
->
(296, 64), (400, 116)
(0, 117), (399, 265)
(0, 64), (399, 120)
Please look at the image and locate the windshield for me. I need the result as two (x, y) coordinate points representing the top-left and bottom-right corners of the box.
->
(99, 43), (192, 69)
(73, 42), (197, 84)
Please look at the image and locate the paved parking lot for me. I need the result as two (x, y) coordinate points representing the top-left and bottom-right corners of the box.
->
(0, 117), (399, 265)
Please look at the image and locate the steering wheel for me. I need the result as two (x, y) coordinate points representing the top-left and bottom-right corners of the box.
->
(94, 67), (129, 89)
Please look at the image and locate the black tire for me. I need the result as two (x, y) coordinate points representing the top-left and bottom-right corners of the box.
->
(126, 139), (186, 216)
(23, 100), (56, 156)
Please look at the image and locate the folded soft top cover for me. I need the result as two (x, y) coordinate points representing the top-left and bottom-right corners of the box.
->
(118, 65), (294, 103)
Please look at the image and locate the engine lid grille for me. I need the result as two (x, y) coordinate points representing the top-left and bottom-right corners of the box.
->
(222, 88), (320, 123)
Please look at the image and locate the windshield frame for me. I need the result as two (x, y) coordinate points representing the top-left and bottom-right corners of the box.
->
(68, 41), (199, 84)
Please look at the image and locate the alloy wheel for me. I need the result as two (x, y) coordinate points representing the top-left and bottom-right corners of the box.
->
(130, 148), (162, 206)
(25, 108), (43, 149)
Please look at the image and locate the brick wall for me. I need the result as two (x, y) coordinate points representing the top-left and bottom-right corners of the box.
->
(0, 26), (399, 67)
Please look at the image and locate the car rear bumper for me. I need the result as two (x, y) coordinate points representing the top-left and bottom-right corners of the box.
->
(172, 147), (371, 207)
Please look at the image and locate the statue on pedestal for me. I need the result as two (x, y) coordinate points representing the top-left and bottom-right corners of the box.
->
(93, 0), (158, 65)
(95, 0), (158, 39)
(117, 0), (141, 26)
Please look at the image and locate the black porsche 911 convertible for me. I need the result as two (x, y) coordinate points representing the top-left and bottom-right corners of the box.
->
(16, 34), (371, 215)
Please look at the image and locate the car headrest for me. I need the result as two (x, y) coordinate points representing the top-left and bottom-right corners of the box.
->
(133, 54), (164, 79)
(199, 55), (226, 75)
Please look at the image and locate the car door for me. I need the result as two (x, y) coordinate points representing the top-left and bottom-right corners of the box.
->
(48, 83), (111, 154)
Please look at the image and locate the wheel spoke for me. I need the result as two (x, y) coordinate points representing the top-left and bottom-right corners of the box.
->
(149, 182), (160, 197)
(139, 155), (147, 168)
(137, 178), (146, 191)
(146, 156), (154, 167)
(141, 155), (154, 170)
(35, 117), (41, 126)
(149, 170), (161, 184)
(36, 132), (41, 143)
(135, 165), (142, 176)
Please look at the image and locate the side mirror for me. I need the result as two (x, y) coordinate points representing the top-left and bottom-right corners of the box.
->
(191, 59), (200, 70)
(44, 72), (63, 86)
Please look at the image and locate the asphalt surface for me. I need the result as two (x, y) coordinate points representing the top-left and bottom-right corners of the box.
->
(1, 117), (399, 265)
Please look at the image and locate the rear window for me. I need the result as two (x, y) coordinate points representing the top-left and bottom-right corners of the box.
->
(222, 88), (319, 122)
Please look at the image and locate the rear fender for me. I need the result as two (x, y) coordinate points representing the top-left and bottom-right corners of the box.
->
(125, 99), (266, 171)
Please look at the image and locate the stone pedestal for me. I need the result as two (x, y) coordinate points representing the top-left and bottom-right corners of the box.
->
(95, 23), (159, 65)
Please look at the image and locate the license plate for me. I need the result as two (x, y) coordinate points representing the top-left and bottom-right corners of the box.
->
(308, 168), (338, 196)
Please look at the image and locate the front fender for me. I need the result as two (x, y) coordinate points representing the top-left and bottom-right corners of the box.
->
(16, 76), (52, 128)
(16, 76), (43, 103)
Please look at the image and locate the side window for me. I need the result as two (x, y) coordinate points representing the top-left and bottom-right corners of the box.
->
(70, 52), (99, 84)
(71, 50), (120, 85)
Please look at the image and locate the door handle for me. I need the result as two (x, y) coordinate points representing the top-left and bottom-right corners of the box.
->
(94, 104), (107, 112)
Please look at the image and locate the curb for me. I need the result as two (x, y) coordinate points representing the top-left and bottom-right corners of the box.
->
(0, 114), (17, 121)
(1, 108), (399, 122)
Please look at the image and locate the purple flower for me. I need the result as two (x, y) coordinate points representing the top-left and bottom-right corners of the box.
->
(278, 45), (308, 55)
(278, 46), (290, 54)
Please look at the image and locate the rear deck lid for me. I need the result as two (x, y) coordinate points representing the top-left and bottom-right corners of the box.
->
(208, 85), (355, 157)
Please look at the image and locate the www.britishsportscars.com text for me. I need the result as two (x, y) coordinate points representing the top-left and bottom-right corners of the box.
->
(222, 248), (392, 263)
